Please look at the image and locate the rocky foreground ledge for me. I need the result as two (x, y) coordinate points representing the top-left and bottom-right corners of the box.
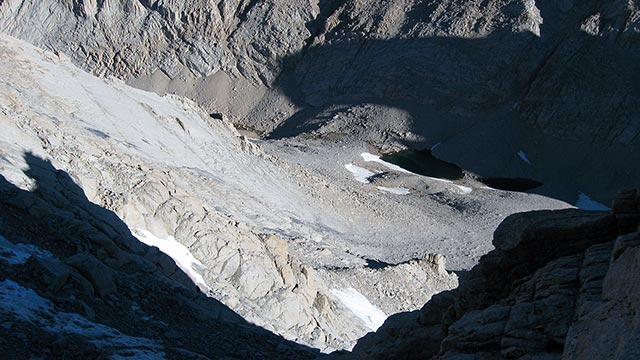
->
(346, 190), (640, 359)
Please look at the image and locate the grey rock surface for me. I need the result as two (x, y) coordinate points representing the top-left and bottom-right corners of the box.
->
(563, 232), (640, 360)
(66, 253), (116, 298)
(347, 191), (640, 359)
(0, 153), (317, 360)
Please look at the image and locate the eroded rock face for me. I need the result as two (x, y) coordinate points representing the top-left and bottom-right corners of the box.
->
(349, 190), (640, 359)
(0, 0), (315, 83)
(0, 0), (320, 123)
(562, 192), (640, 360)
(563, 232), (640, 360)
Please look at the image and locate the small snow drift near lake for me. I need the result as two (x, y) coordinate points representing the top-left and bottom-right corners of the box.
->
(362, 152), (474, 194)
(132, 229), (210, 292)
(454, 185), (473, 194)
(576, 192), (610, 211)
(331, 288), (387, 331)
(377, 186), (411, 195)
(361, 152), (413, 174)
(345, 163), (376, 183)
(517, 150), (532, 165)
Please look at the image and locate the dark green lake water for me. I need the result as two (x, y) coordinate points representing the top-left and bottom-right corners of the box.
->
(381, 149), (464, 180)
(381, 149), (543, 192)
(478, 177), (543, 192)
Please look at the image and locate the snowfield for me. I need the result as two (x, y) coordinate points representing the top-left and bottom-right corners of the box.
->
(132, 229), (211, 292)
(330, 288), (387, 331)
(576, 192), (610, 211)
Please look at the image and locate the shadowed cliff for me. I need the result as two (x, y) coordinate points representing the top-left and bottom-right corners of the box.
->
(341, 189), (640, 359)
(267, 0), (640, 206)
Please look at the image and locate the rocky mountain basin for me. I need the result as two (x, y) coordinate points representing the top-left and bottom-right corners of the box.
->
(0, 32), (578, 354)
(0, 0), (639, 358)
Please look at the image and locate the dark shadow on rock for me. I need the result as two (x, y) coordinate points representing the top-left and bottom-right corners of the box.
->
(343, 201), (639, 359)
(0, 152), (319, 359)
(268, 0), (640, 205)
(267, 105), (330, 139)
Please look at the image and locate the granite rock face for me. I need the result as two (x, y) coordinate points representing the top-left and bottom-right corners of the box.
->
(348, 190), (640, 359)
(0, 0), (315, 83)
(563, 232), (640, 360)
(1, 1), (640, 357)
(0, 154), (317, 360)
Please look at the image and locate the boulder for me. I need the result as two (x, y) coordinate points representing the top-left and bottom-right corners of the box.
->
(23, 256), (70, 294)
(65, 253), (116, 298)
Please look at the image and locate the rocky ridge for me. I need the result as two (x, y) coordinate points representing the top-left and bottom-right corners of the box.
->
(347, 190), (640, 359)
(0, 33), (361, 351)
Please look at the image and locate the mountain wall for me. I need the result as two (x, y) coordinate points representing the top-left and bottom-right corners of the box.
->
(1, 1), (640, 357)
(2, 0), (639, 203)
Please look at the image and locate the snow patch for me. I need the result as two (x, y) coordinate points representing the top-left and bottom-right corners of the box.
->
(0, 279), (52, 322)
(132, 229), (210, 292)
(517, 150), (532, 165)
(345, 162), (411, 194)
(361, 152), (455, 183)
(377, 186), (410, 195)
(361, 152), (413, 174)
(345, 164), (376, 183)
(576, 192), (610, 211)
(331, 288), (387, 331)
(454, 185), (473, 194)
(0, 235), (55, 265)
(0, 280), (164, 358)
(360, 153), (475, 197)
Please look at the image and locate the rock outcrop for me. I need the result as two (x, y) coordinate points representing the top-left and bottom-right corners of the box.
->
(0, 0), (315, 83)
(0, 154), (317, 359)
(0, 33), (365, 351)
(349, 190), (640, 359)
